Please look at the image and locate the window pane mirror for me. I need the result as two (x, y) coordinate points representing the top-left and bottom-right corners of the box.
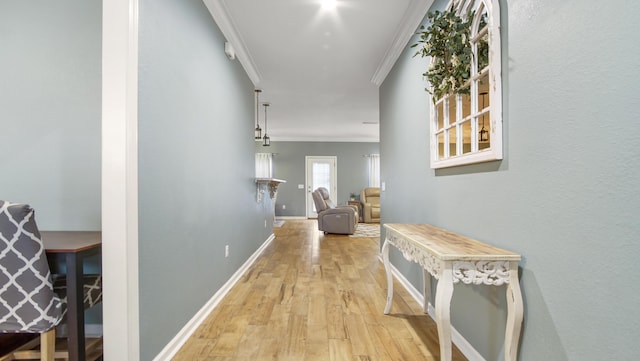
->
(422, 0), (503, 169)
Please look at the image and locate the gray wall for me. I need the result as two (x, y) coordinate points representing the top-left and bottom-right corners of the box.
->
(137, 0), (274, 359)
(380, 0), (640, 360)
(255, 141), (379, 216)
(0, 0), (101, 230)
(1, 1), (274, 359)
(0, 0), (102, 325)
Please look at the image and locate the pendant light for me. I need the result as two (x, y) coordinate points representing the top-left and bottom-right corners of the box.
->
(254, 89), (262, 140)
(262, 102), (271, 146)
(479, 92), (489, 143)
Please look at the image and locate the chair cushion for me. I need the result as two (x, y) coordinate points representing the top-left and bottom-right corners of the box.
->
(318, 188), (336, 208)
(366, 196), (380, 205)
(312, 190), (328, 212)
(0, 201), (63, 333)
(364, 188), (380, 197)
(371, 207), (380, 219)
(363, 188), (380, 206)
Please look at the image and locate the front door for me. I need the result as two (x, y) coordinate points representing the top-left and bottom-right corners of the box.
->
(305, 156), (337, 218)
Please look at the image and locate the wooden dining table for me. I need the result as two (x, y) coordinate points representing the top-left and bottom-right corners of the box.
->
(41, 231), (102, 361)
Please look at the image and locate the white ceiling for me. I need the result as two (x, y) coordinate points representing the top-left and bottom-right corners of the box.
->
(205, 0), (432, 142)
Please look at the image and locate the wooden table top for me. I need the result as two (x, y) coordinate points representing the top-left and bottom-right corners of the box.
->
(40, 231), (102, 253)
(384, 223), (520, 261)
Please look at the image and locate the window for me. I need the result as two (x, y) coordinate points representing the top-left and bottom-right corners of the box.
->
(368, 154), (380, 187)
(255, 153), (272, 178)
(312, 162), (332, 192)
(430, 0), (502, 168)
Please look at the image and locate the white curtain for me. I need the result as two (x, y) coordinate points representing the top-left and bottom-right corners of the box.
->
(368, 154), (380, 187)
(255, 153), (272, 178)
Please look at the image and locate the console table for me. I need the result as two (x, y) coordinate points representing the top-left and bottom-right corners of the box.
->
(381, 224), (523, 361)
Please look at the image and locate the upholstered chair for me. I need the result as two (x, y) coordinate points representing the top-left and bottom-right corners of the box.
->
(0, 201), (102, 360)
(360, 187), (381, 223)
(312, 188), (358, 235)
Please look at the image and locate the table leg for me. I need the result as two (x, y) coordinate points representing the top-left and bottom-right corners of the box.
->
(435, 265), (454, 361)
(422, 269), (431, 313)
(381, 238), (393, 314)
(505, 262), (524, 361)
(65, 253), (86, 361)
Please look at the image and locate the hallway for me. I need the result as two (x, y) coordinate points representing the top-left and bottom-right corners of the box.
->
(172, 220), (466, 360)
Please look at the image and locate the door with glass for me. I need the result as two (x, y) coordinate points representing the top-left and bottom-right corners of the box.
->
(306, 156), (337, 218)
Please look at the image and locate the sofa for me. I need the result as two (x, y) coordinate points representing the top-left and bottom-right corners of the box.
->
(312, 187), (358, 235)
(360, 187), (380, 223)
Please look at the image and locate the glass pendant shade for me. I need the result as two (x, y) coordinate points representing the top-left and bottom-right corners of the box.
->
(254, 89), (262, 140)
(262, 102), (271, 147)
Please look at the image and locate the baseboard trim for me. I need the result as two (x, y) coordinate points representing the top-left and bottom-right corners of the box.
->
(275, 216), (307, 220)
(380, 257), (486, 361)
(152, 233), (276, 361)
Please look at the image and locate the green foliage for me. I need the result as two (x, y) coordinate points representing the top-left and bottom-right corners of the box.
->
(411, 9), (474, 100)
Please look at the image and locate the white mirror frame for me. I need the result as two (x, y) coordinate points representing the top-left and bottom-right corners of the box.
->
(429, 0), (502, 169)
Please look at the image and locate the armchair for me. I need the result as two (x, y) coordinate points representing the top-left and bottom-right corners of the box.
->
(312, 188), (358, 235)
(360, 187), (381, 223)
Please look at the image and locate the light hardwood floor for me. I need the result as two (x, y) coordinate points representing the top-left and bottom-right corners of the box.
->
(172, 220), (467, 361)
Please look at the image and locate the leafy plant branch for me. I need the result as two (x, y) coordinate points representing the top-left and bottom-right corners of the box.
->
(411, 9), (474, 100)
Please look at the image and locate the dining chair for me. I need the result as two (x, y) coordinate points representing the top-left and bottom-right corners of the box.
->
(0, 200), (102, 361)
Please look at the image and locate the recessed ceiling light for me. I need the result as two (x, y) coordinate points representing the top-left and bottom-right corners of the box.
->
(321, 0), (337, 10)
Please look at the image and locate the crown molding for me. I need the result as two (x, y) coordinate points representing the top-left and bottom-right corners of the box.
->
(203, 0), (262, 85)
(370, 0), (434, 86)
(273, 136), (380, 143)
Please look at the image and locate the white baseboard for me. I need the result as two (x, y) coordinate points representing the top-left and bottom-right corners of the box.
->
(275, 216), (307, 220)
(152, 233), (276, 361)
(382, 258), (486, 361)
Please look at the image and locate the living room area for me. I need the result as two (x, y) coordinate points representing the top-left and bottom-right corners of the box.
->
(254, 141), (379, 222)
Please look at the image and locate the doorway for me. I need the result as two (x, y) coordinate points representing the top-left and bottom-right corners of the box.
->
(305, 156), (337, 218)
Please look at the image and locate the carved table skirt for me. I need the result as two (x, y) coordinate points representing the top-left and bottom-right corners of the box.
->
(381, 224), (523, 361)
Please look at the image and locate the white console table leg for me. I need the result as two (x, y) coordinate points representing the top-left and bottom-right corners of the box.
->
(435, 264), (454, 361)
(382, 237), (393, 314)
(423, 268), (431, 313)
(505, 262), (524, 361)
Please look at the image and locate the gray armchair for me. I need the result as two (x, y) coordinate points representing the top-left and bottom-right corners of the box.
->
(312, 188), (358, 235)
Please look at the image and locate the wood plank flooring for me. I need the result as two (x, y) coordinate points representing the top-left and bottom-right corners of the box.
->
(172, 220), (467, 361)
